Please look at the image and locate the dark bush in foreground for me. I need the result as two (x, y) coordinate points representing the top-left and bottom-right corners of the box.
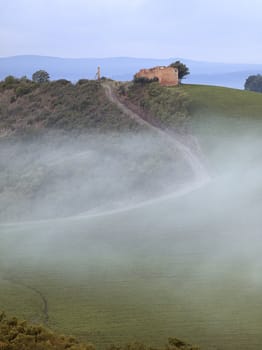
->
(0, 313), (94, 350)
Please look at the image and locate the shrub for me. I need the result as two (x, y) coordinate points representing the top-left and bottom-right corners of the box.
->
(52, 79), (72, 86)
(15, 84), (33, 97)
(76, 79), (90, 85)
(0, 313), (94, 350)
(2, 75), (19, 89)
(10, 96), (16, 103)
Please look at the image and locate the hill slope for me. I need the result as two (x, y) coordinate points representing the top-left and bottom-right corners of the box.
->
(0, 79), (140, 136)
(182, 84), (262, 119)
(179, 84), (262, 167)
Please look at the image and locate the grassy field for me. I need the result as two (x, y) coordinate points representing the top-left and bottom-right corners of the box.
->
(1, 174), (262, 350)
(180, 84), (262, 143)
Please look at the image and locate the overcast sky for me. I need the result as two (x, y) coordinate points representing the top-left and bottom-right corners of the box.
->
(1, 0), (261, 63)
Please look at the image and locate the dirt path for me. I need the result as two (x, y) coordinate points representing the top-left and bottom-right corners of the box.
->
(103, 82), (209, 184)
(4, 278), (49, 325)
(103, 83), (154, 129)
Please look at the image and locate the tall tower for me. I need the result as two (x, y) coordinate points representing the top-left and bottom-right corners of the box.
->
(96, 66), (101, 80)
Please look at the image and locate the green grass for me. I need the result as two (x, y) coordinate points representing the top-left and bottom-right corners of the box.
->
(180, 84), (262, 120)
(175, 84), (262, 170)
(1, 181), (262, 350)
(180, 83), (262, 142)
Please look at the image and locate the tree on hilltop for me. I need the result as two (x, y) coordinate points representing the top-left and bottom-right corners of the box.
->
(32, 70), (50, 83)
(169, 61), (190, 83)
(244, 74), (262, 93)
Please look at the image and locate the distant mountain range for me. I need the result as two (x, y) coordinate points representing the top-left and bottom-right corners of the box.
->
(1, 55), (262, 89)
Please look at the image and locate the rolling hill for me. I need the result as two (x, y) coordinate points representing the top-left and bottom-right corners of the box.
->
(1, 78), (262, 350)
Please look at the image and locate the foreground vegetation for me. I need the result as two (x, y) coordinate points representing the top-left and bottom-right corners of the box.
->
(0, 313), (93, 350)
(0, 314), (199, 350)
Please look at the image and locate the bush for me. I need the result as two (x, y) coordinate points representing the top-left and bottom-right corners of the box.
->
(15, 84), (33, 97)
(10, 96), (16, 103)
(118, 84), (127, 96)
(2, 75), (19, 89)
(0, 313), (94, 350)
(76, 79), (90, 85)
(52, 79), (72, 86)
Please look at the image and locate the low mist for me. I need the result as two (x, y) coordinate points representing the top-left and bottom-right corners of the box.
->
(1, 119), (262, 350)
(0, 131), (192, 222)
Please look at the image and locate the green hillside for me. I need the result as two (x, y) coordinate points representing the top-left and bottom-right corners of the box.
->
(122, 81), (262, 135)
(182, 84), (262, 119)
(178, 84), (262, 169)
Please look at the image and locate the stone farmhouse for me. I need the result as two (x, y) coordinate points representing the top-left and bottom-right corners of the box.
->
(135, 66), (179, 86)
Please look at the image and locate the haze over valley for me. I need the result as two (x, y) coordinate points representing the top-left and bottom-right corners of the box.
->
(0, 73), (262, 350)
(1, 1), (262, 349)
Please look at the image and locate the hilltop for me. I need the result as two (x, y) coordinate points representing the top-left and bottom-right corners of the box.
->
(1, 75), (262, 138)
(0, 77), (191, 137)
(1, 55), (262, 88)
(1, 77), (262, 138)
